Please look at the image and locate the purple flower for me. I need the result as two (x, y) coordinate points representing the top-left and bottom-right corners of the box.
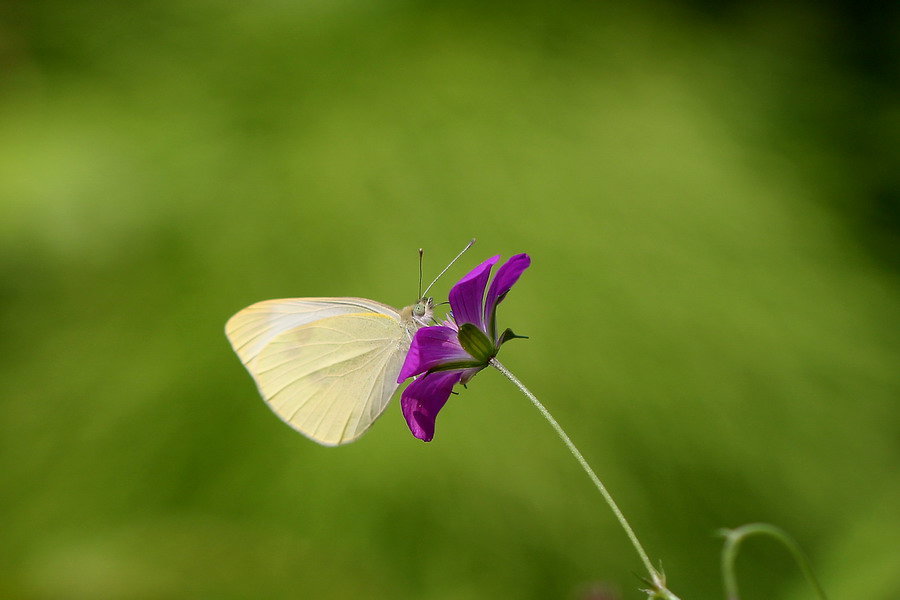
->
(398, 253), (531, 441)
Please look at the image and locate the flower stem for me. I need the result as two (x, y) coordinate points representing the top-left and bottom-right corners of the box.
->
(719, 523), (828, 600)
(490, 358), (680, 600)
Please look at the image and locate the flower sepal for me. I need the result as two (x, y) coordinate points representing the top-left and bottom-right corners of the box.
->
(457, 323), (496, 363)
(427, 359), (486, 373)
(497, 328), (529, 347)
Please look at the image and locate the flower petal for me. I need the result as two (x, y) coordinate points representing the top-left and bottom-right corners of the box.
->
(449, 255), (499, 330)
(397, 326), (471, 382)
(401, 370), (463, 442)
(483, 253), (530, 339)
(458, 365), (483, 385)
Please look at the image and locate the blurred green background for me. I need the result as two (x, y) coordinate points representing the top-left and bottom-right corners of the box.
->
(1, 1), (897, 599)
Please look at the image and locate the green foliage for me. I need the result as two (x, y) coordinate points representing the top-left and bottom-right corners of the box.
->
(1, 1), (897, 599)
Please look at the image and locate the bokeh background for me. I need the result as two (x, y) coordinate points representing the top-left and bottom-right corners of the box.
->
(1, 1), (897, 599)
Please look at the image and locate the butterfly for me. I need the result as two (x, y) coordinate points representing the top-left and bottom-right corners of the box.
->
(225, 241), (473, 446)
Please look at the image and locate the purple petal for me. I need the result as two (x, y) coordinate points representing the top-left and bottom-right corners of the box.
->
(458, 365), (484, 385)
(398, 325), (471, 382)
(449, 255), (499, 330)
(401, 370), (463, 442)
(483, 253), (531, 337)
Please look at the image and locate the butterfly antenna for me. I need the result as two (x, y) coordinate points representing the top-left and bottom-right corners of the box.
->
(417, 248), (424, 299)
(422, 238), (476, 297)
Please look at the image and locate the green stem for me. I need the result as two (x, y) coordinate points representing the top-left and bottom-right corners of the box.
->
(490, 358), (680, 600)
(719, 523), (828, 600)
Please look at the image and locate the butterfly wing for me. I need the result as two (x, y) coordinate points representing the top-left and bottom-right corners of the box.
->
(225, 298), (411, 445)
(225, 297), (401, 365)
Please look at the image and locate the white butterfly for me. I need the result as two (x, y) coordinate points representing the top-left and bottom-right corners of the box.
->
(225, 296), (434, 446)
(225, 241), (473, 446)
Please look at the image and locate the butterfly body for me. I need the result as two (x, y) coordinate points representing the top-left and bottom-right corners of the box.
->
(226, 296), (433, 445)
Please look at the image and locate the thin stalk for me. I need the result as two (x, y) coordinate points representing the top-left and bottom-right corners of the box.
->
(490, 358), (680, 600)
(719, 523), (828, 600)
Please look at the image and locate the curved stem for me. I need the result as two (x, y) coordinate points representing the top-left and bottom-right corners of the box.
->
(720, 523), (828, 600)
(490, 358), (680, 600)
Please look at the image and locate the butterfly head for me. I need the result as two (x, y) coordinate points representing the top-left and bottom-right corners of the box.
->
(411, 296), (435, 327)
